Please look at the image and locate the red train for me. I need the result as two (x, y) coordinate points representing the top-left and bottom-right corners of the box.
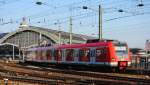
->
(25, 39), (131, 71)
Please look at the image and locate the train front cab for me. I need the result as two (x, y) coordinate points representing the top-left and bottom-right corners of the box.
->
(110, 42), (131, 71)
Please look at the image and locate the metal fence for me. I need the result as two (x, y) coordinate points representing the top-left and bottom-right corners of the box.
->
(131, 57), (150, 70)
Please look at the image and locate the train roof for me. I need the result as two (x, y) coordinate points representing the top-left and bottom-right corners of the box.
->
(27, 41), (111, 51)
(87, 39), (126, 44)
(27, 39), (127, 51)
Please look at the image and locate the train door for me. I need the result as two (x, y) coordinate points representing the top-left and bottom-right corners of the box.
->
(51, 49), (54, 62)
(37, 50), (42, 62)
(46, 49), (52, 62)
(79, 48), (90, 63)
(61, 49), (66, 62)
(90, 48), (96, 64)
(96, 47), (107, 63)
(74, 49), (79, 63)
(41, 50), (46, 61)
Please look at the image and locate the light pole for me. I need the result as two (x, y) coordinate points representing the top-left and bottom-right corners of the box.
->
(12, 45), (15, 60)
(54, 20), (62, 45)
(69, 16), (72, 44)
(99, 5), (102, 40)
(58, 21), (62, 45)
(83, 5), (103, 40)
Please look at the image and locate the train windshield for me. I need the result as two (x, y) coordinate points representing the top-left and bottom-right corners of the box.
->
(114, 46), (128, 58)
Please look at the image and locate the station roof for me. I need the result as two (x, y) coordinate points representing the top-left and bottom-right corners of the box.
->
(0, 26), (96, 47)
(30, 26), (96, 41)
(0, 33), (8, 39)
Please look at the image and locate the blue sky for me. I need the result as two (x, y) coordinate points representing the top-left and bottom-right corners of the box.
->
(0, 0), (150, 48)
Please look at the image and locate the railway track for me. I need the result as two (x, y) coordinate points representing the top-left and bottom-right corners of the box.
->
(24, 66), (150, 84)
(0, 73), (61, 85)
(126, 67), (150, 75)
(0, 61), (150, 85)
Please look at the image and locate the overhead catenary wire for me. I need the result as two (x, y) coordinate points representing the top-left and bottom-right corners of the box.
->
(0, 0), (150, 36)
(0, 0), (97, 25)
(0, 0), (22, 7)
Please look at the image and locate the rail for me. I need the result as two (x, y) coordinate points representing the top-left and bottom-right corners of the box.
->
(0, 61), (150, 85)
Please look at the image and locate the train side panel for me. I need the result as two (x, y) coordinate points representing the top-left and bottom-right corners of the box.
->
(25, 40), (131, 71)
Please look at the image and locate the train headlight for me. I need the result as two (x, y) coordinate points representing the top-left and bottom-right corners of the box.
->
(112, 58), (115, 61)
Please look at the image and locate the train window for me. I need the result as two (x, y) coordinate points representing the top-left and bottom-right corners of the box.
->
(42, 50), (46, 57)
(74, 49), (79, 58)
(27, 51), (35, 60)
(46, 50), (52, 57)
(96, 48), (107, 57)
(36, 50), (42, 60)
(114, 46), (128, 58)
(35, 51), (38, 57)
(32, 51), (36, 58)
(54, 50), (57, 57)
(66, 49), (74, 61)
(46, 50), (49, 57)
(54, 50), (61, 57)
(102, 49), (106, 54)
(37, 50), (42, 57)
(79, 49), (84, 57)
(66, 49), (74, 57)
(79, 48), (90, 61)
(96, 49), (102, 56)
(41, 50), (46, 60)
(79, 49), (90, 57)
